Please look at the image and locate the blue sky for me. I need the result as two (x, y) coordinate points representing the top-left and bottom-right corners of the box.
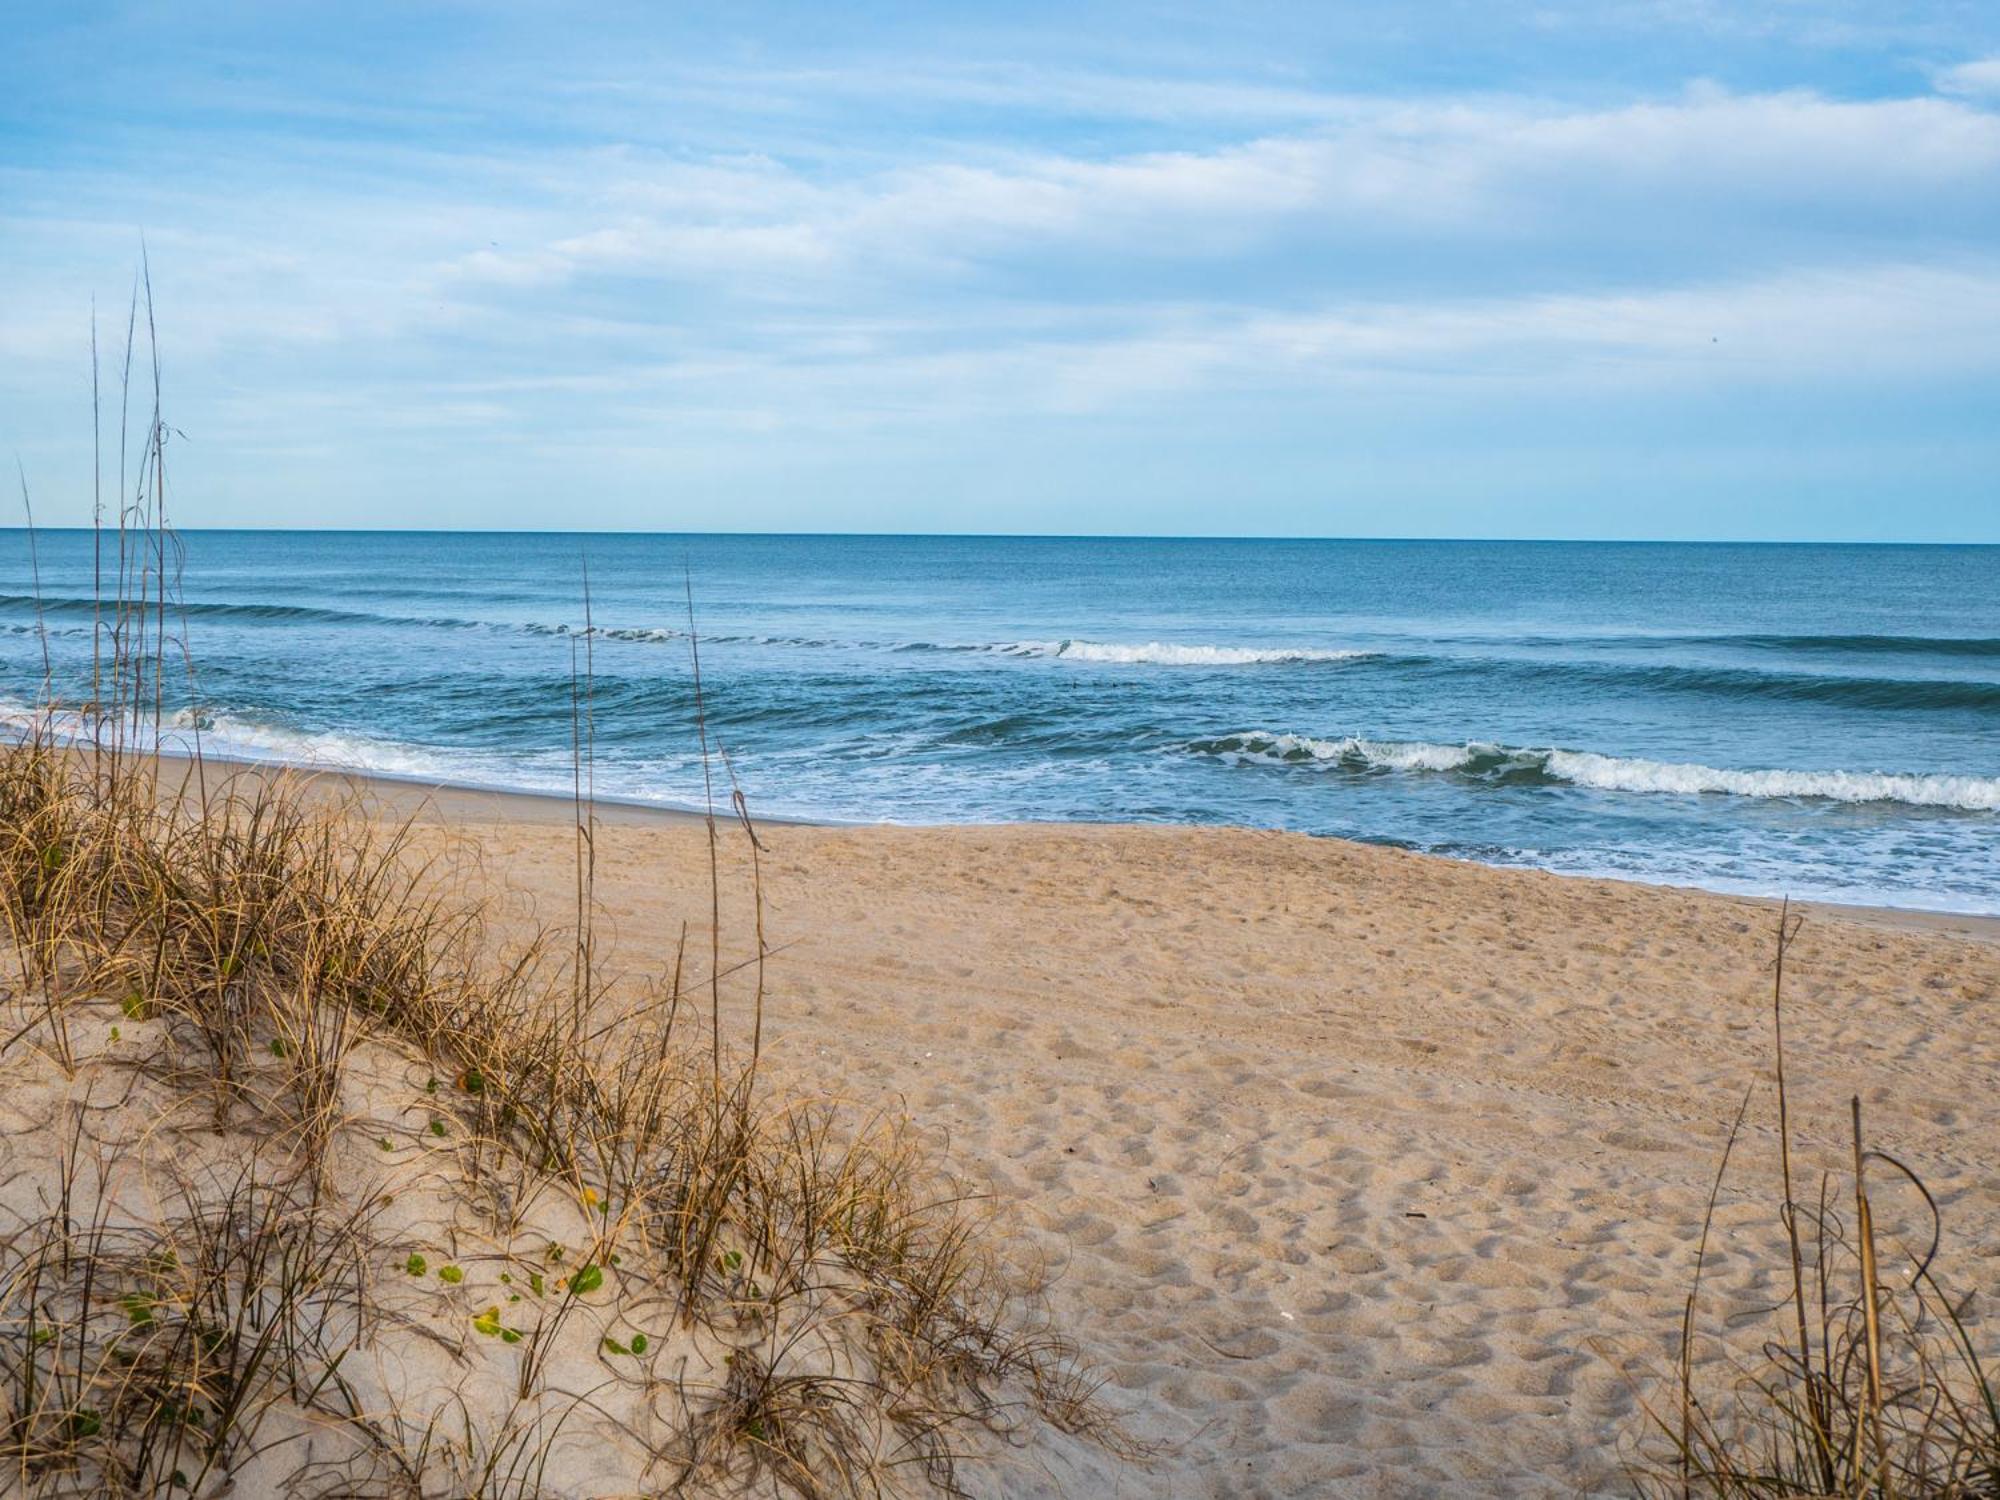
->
(3, 2), (1998, 538)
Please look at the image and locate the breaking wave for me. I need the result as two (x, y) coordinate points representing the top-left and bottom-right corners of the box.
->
(0, 697), (462, 783)
(1000, 640), (1377, 666)
(167, 708), (463, 780)
(1186, 733), (2000, 811)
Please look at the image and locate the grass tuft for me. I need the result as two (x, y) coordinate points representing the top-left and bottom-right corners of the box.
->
(1630, 907), (1999, 1499)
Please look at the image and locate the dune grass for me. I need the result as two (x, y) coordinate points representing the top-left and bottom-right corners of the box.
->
(0, 292), (1114, 1497)
(1631, 908), (1999, 1499)
(0, 702), (1115, 1500)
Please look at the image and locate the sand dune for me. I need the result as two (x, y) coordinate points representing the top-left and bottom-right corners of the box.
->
(404, 799), (1999, 1499)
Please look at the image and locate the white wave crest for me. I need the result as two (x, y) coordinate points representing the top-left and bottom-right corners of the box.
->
(1543, 750), (2000, 810)
(1192, 731), (2000, 811)
(1009, 640), (1375, 666)
(599, 626), (680, 643)
(160, 708), (457, 781)
(1192, 733), (1487, 771)
(524, 623), (682, 642)
(0, 698), (457, 781)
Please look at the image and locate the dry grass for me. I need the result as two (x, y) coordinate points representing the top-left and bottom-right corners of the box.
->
(0, 288), (1116, 1497)
(1630, 908), (2000, 1499)
(0, 727), (1115, 1499)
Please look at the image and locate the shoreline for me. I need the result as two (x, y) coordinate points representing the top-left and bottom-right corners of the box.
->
(159, 747), (2000, 944)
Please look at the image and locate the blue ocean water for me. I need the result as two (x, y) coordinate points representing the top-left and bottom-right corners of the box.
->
(3, 531), (1997, 912)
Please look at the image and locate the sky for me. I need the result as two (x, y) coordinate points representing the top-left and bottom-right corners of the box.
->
(2, 2), (1998, 539)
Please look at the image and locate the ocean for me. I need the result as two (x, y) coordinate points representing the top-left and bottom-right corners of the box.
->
(3, 531), (1997, 913)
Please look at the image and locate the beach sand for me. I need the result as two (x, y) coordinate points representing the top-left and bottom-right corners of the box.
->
(214, 766), (2000, 1496)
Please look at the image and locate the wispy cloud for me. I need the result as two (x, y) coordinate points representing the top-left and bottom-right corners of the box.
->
(2, 5), (1998, 536)
(1935, 55), (2000, 97)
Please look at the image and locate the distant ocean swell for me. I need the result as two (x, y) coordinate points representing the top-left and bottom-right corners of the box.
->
(1185, 733), (2000, 812)
(10, 593), (1998, 713)
(0, 592), (492, 632)
(15, 593), (1996, 659)
(1669, 632), (2000, 659)
(1481, 631), (2000, 659)
(0, 601), (1381, 663)
(5, 533), (1998, 913)
(1469, 660), (2000, 712)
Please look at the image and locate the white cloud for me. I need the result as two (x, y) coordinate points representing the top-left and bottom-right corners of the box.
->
(592, 61), (1358, 129)
(420, 86), (2000, 311)
(7, 63), (2000, 526)
(1935, 56), (2000, 97)
(1228, 260), (2000, 385)
(297, 259), (2000, 433)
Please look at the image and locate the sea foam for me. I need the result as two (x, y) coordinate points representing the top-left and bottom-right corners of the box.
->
(166, 708), (459, 781)
(0, 698), (461, 785)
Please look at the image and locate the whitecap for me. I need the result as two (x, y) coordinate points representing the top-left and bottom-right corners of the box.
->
(1542, 749), (2000, 811)
(1007, 640), (1376, 666)
(1191, 731), (2000, 811)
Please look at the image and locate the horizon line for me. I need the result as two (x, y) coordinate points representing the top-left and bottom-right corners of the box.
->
(1, 527), (1994, 548)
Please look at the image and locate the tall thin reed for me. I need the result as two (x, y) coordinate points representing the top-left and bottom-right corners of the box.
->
(1632, 914), (1999, 1499)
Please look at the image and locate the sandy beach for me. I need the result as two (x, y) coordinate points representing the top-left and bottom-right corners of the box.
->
(312, 770), (2000, 1498)
(12, 6), (2000, 1490)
